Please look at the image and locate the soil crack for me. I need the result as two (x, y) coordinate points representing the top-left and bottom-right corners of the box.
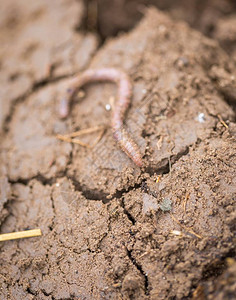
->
(127, 248), (149, 296)
(120, 197), (136, 225)
(7, 144), (190, 205)
(3, 72), (76, 133)
(8, 173), (57, 187)
(49, 189), (56, 231)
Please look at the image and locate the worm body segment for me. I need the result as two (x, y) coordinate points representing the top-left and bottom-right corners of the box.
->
(59, 68), (143, 167)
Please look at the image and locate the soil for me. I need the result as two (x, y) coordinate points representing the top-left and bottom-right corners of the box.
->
(0, 1), (236, 299)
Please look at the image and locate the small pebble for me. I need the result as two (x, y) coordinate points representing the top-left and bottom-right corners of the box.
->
(105, 104), (111, 111)
(197, 112), (205, 123)
(142, 194), (158, 214)
(160, 198), (172, 212)
(78, 90), (85, 98)
(177, 57), (189, 68)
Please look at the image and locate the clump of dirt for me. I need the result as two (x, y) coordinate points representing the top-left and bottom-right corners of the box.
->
(85, 0), (236, 56)
(0, 1), (235, 299)
(193, 259), (236, 299)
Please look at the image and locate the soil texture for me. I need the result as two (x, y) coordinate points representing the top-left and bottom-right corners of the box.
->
(0, 1), (236, 299)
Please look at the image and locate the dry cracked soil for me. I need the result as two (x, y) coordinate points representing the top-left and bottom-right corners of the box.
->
(0, 1), (236, 299)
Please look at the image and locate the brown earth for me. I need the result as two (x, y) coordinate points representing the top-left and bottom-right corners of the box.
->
(0, 1), (236, 299)
(90, 0), (236, 55)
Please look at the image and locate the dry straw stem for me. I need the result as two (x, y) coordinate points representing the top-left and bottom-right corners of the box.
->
(217, 114), (228, 128)
(63, 125), (105, 138)
(0, 229), (42, 242)
(171, 214), (202, 239)
(156, 136), (163, 150)
(56, 125), (106, 148)
(183, 192), (190, 214)
(56, 134), (91, 147)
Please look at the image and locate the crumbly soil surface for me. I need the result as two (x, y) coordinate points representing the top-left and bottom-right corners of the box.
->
(0, 1), (236, 299)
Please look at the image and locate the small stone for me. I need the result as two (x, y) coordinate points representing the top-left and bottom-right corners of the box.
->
(105, 104), (111, 111)
(142, 89), (147, 94)
(196, 112), (205, 123)
(159, 198), (172, 212)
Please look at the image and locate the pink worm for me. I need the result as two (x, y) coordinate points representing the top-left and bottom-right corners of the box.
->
(59, 68), (143, 167)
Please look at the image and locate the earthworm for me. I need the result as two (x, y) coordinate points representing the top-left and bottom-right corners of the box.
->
(59, 68), (143, 167)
